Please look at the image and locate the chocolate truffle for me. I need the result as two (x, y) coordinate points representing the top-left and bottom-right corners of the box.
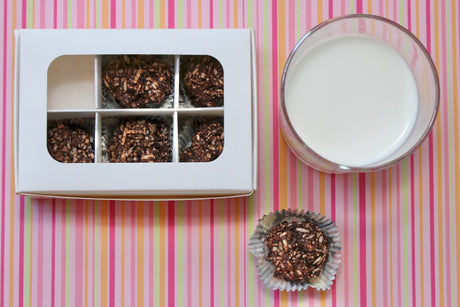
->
(47, 123), (94, 163)
(102, 55), (173, 108)
(182, 56), (224, 107)
(263, 221), (329, 282)
(108, 118), (171, 163)
(180, 120), (224, 162)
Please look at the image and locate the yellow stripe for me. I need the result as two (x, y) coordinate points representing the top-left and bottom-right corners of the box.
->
(102, 0), (109, 28)
(159, 202), (166, 307)
(137, 203), (144, 307)
(198, 201), (203, 307)
(433, 1), (445, 306)
(234, 199), (240, 307)
(121, 203), (125, 307)
(100, 201), (109, 307)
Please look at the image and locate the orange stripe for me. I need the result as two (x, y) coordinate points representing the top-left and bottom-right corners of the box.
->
(121, 202), (125, 307)
(137, 203), (144, 307)
(100, 201), (109, 307)
(370, 173), (376, 307)
(451, 0), (460, 300)
(415, 3), (425, 305)
(159, 202), (166, 307)
(198, 201), (203, 307)
(9, 1), (17, 305)
(86, 0), (89, 28)
(433, 0), (445, 305)
(198, 0), (202, 28)
(278, 2), (289, 305)
(233, 0), (238, 27)
(139, 0), (145, 28)
(122, 0), (126, 28)
(234, 199), (240, 307)
(84, 201), (89, 307)
(102, 0), (109, 28)
(159, 0), (164, 28)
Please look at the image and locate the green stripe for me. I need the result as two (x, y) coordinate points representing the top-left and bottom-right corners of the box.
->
(27, 0), (33, 28)
(94, 202), (100, 307)
(353, 174), (359, 304)
(96, 0), (100, 28)
(67, 0), (72, 28)
(154, 0), (160, 28)
(246, 0), (253, 28)
(177, 0), (183, 28)
(65, 201), (71, 307)
(23, 197), (32, 307)
(154, 203), (160, 306)
(219, 200), (224, 307)
(350, 0), (355, 14)
(219, 0), (223, 28)
(176, 202), (184, 307)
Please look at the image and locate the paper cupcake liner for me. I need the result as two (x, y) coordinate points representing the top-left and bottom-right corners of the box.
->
(100, 115), (174, 163)
(249, 209), (342, 291)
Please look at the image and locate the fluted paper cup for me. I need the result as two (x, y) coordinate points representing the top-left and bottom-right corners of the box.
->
(248, 209), (341, 291)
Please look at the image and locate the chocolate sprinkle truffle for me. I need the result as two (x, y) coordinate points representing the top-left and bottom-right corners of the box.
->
(47, 123), (94, 163)
(102, 55), (173, 108)
(180, 120), (224, 162)
(182, 56), (224, 107)
(263, 221), (329, 282)
(108, 118), (171, 163)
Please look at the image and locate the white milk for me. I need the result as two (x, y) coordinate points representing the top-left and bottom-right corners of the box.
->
(285, 35), (418, 167)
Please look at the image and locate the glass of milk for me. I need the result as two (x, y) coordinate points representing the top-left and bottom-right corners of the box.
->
(280, 14), (439, 173)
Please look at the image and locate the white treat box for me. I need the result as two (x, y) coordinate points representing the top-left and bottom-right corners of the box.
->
(14, 29), (257, 200)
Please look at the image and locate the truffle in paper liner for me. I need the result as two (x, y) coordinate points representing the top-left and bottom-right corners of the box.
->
(248, 209), (341, 291)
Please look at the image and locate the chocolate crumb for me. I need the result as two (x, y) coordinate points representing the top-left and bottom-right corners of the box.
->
(180, 120), (224, 162)
(102, 55), (173, 108)
(263, 221), (329, 281)
(182, 56), (224, 107)
(47, 123), (94, 163)
(108, 118), (171, 163)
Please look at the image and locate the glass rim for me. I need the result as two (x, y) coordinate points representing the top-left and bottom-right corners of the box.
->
(280, 14), (440, 172)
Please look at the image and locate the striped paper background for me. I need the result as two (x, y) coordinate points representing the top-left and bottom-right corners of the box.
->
(1, 0), (459, 306)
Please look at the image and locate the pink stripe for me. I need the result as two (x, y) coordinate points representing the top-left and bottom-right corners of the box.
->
(226, 202), (231, 307)
(410, 157), (417, 306)
(271, 0), (280, 214)
(382, 172), (389, 307)
(425, 0), (436, 305)
(186, 203), (191, 305)
(331, 174), (336, 307)
(328, 0), (333, 17)
(168, 203), (175, 307)
(109, 202), (116, 307)
(210, 201), (215, 307)
(110, 0), (116, 28)
(130, 205), (135, 306)
(75, 202), (84, 307)
(18, 197), (24, 307)
(356, 0), (363, 13)
(343, 176), (349, 307)
(60, 203), (66, 307)
(21, 0), (26, 28)
(168, 0), (174, 28)
(209, 0), (213, 28)
(51, 200), (56, 307)
(53, 0), (57, 28)
(359, 173), (367, 307)
(243, 199), (247, 307)
(148, 204), (154, 306)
